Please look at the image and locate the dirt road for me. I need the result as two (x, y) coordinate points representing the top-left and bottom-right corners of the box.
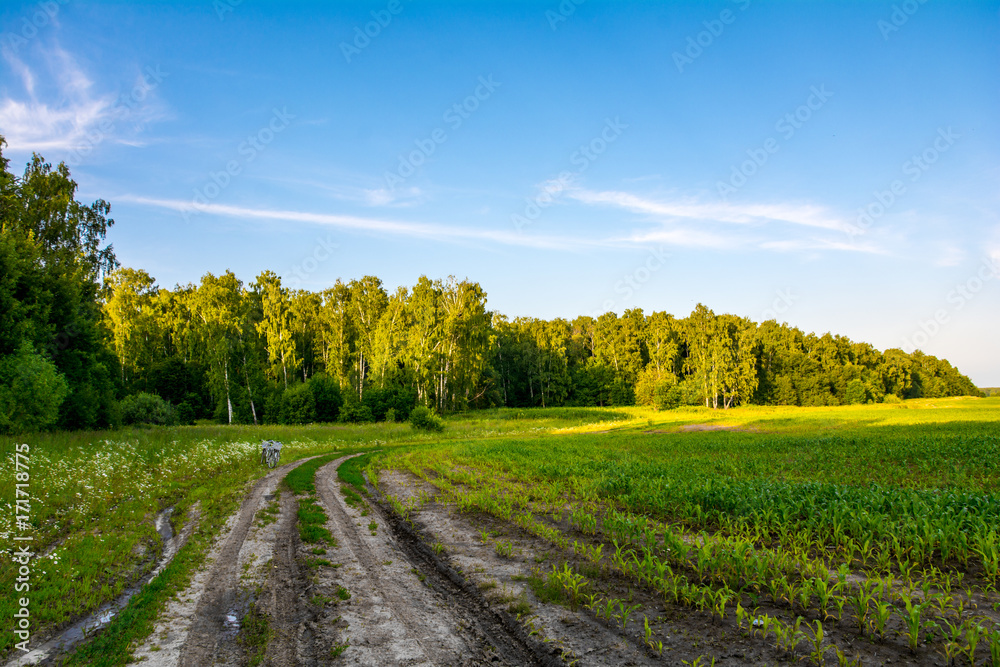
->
(129, 454), (559, 666)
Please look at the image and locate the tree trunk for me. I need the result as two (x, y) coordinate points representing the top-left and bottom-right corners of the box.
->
(224, 360), (233, 424)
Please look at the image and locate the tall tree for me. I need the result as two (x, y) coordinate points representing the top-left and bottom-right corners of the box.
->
(347, 276), (388, 398)
(1, 138), (118, 430)
(254, 271), (297, 388)
(192, 271), (244, 423)
(102, 267), (158, 387)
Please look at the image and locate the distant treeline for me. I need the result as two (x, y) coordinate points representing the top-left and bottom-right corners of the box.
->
(0, 139), (983, 433)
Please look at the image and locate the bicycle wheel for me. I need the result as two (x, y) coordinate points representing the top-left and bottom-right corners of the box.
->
(268, 449), (279, 468)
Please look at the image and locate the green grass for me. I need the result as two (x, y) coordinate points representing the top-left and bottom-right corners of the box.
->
(374, 398), (1000, 665)
(8, 399), (1000, 663)
(337, 450), (378, 488)
(238, 601), (272, 667)
(0, 411), (627, 662)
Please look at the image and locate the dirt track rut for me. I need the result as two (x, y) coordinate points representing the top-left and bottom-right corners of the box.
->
(175, 457), (314, 667)
(130, 453), (559, 666)
(311, 456), (557, 666)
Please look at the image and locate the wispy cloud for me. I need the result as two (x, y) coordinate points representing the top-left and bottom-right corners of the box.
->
(117, 196), (607, 251)
(258, 174), (426, 208)
(760, 238), (886, 254)
(569, 188), (853, 233)
(618, 227), (737, 249)
(0, 43), (168, 155)
(933, 246), (965, 267)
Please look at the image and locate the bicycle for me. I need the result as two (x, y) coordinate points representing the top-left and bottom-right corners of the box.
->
(261, 440), (282, 468)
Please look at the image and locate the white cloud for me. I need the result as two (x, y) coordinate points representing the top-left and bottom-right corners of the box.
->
(619, 227), (737, 249)
(116, 196), (607, 251)
(933, 246), (966, 267)
(760, 238), (886, 254)
(569, 188), (853, 232)
(0, 43), (167, 155)
(362, 185), (423, 207)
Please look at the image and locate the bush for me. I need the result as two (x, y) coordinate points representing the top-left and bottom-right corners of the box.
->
(280, 383), (316, 424)
(119, 392), (176, 426)
(655, 384), (683, 410)
(409, 405), (444, 432)
(338, 394), (373, 423)
(845, 379), (868, 405)
(384, 407), (397, 423)
(308, 374), (342, 422)
(883, 393), (903, 404)
(175, 402), (196, 425)
(635, 367), (677, 408)
(0, 342), (69, 434)
(361, 386), (417, 421)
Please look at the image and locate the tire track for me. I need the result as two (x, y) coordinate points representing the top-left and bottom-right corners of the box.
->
(177, 457), (313, 667)
(314, 457), (461, 665)
(261, 484), (321, 666)
(315, 456), (559, 666)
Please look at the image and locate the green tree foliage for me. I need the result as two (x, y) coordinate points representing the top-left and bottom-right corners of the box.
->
(119, 392), (176, 426)
(279, 383), (316, 424)
(1, 138), (117, 430)
(308, 373), (342, 422)
(0, 341), (69, 433)
(3, 141), (981, 431)
(409, 405), (444, 431)
(845, 379), (869, 405)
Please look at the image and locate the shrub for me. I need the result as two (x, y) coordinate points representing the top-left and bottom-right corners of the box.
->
(280, 383), (316, 424)
(409, 405), (444, 432)
(654, 384), (683, 410)
(308, 374), (342, 422)
(384, 407), (397, 423)
(175, 402), (196, 425)
(635, 367), (677, 408)
(0, 342), (69, 434)
(883, 393), (903, 404)
(119, 392), (176, 426)
(361, 386), (417, 421)
(339, 394), (373, 423)
(845, 379), (868, 405)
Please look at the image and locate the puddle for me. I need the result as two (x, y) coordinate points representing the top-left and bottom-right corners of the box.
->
(5, 507), (182, 667)
(220, 593), (251, 642)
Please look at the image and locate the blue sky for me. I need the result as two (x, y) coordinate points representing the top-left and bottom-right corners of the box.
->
(1, 0), (998, 385)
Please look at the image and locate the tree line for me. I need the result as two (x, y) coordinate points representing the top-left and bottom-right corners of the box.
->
(0, 140), (983, 433)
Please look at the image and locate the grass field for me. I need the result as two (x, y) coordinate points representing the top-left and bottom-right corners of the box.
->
(374, 397), (1000, 664)
(2, 398), (999, 663)
(0, 410), (621, 658)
